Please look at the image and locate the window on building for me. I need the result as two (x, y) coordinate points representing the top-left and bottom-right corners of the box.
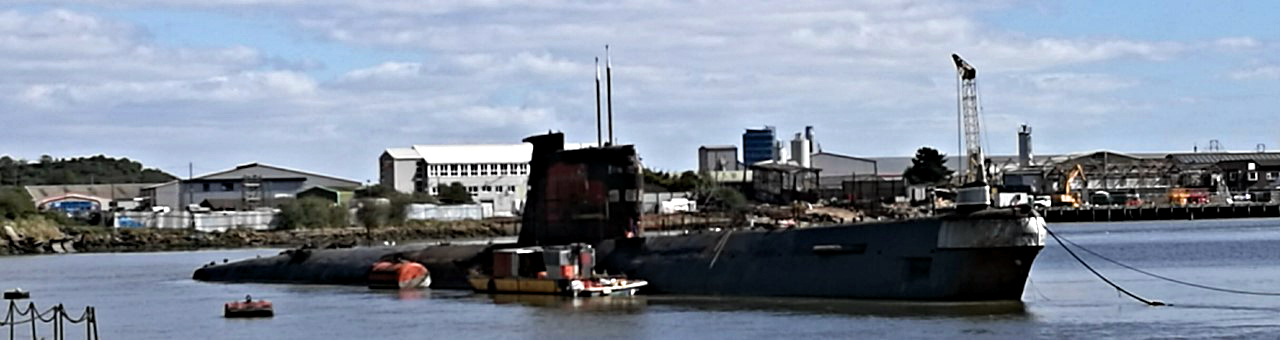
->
(202, 183), (210, 192)
(222, 183), (234, 191)
(509, 185), (517, 192)
(1270, 172), (1279, 181)
(482, 185), (491, 192)
(1248, 171), (1259, 181)
(430, 186), (438, 194)
(1230, 172), (1239, 181)
(468, 186), (478, 193)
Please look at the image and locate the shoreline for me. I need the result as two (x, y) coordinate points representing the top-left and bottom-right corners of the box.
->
(0, 219), (519, 256)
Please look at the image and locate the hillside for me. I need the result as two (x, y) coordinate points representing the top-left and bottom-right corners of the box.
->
(0, 155), (176, 186)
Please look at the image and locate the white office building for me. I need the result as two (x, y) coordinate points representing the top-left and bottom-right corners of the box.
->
(380, 144), (536, 216)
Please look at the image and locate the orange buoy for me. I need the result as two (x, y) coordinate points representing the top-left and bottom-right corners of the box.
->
(368, 260), (430, 289)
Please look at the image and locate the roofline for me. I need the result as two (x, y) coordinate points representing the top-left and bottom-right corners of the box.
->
(812, 151), (876, 163)
(192, 163), (361, 185)
(382, 149), (419, 160)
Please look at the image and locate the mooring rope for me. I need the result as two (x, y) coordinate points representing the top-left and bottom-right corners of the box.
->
(1043, 225), (1166, 306)
(1056, 234), (1280, 296)
(34, 305), (59, 323)
(60, 306), (92, 323)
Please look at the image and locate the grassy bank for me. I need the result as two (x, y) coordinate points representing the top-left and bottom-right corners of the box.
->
(1, 218), (520, 256)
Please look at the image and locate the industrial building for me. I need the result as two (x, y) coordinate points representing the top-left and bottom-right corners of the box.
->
(141, 163), (361, 211)
(381, 143), (590, 216)
(697, 145), (741, 172)
(380, 144), (532, 216)
(742, 127), (778, 165)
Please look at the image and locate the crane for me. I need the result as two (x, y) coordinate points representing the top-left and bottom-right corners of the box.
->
(952, 53), (990, 208)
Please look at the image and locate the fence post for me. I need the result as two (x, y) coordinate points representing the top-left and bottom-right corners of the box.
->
(8, 300), (14, 340)
(90, 307), (98, 340)
(29, 302), (36, 340)
(57, 304), (64, 340)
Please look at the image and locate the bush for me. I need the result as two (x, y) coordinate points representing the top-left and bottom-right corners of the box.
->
(356, 202), (391, 229)
(0, 187), (36, 220)
(276, 198), (350, 230)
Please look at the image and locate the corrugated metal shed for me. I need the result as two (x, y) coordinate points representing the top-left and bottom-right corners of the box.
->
(194, 163), (360, 187)
(1167, 152), (1280, 165)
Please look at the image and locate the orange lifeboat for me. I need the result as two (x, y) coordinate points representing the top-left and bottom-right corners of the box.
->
(367, 260), (430, 289)
(224, 296), (273, 318)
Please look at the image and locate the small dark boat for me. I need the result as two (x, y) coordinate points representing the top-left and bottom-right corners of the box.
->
(224, 296), (273, 318)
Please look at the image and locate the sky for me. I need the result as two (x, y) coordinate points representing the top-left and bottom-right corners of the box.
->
(1, 0), (1277, 182)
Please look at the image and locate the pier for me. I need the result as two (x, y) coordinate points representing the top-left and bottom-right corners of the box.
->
(1042, 203), (1280, 223)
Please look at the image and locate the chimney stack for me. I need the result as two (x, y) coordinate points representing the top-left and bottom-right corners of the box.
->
(1017, 124), (1033, 168)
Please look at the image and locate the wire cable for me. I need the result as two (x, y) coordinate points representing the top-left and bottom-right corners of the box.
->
(1058, 234), (1280, 296)
(1044, 225), (1166, 306)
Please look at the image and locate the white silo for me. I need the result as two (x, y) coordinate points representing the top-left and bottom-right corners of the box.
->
(791, 132), (811, 168)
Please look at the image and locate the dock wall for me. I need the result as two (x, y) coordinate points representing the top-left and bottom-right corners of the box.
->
(1043, 203), (1280, 223)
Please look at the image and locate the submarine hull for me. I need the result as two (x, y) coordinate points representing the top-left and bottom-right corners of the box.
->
(598, 211), (1045, 300)
(194, 211), (1044, 301)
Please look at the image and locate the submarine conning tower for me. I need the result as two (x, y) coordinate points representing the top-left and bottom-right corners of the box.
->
(518, 132), (643, 247)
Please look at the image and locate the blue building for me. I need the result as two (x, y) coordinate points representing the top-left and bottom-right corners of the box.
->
(742, 126), (777, 166)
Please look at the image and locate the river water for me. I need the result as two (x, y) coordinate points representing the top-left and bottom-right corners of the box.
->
(4, 218), (1280, 339)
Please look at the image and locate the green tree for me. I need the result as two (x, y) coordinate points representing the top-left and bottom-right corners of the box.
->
(643, 169), (702, 192)
(276, 197), (349, 230)
(436, 182), (472, 204)
(354, 184), (398, 198)
(356, 201), (391, 229)
(0, 154), (176, 185)
(0, 187), (36, 220)
(904, 147), (954, 185)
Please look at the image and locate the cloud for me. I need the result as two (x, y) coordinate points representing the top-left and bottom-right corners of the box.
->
(1228, 65), (1280, 80)
(1025, 73), (1140, 93)
(0, 3), (1270, 179)
(1215, 37), (1260, 49)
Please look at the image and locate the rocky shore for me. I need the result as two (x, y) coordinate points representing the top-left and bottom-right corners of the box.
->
(0, 219), (519, 256)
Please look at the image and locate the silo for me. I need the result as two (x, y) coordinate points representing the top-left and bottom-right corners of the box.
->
(791, 132), (811, 168)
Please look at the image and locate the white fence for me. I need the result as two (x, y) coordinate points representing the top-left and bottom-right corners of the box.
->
(113, 211), (276, 232)
(404, 203), (493, 221)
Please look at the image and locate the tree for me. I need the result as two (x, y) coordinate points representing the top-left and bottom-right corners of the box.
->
(354, 184), (398, 198)
(276, 197), (349, 230)
(904, 147), (954, 185)
(0, 155), (176, 185)
(643, 169), (703, 192)
(0, 187), (36, 220)
(436, 182), (472, 204)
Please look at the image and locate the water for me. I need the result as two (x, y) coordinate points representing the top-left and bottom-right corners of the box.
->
(5, 219), (1280, 339)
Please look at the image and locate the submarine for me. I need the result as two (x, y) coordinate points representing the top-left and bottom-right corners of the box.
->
(194, 131), (1046, 301)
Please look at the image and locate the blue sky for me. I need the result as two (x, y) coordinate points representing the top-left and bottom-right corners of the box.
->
(0, 1), (1276, 181)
